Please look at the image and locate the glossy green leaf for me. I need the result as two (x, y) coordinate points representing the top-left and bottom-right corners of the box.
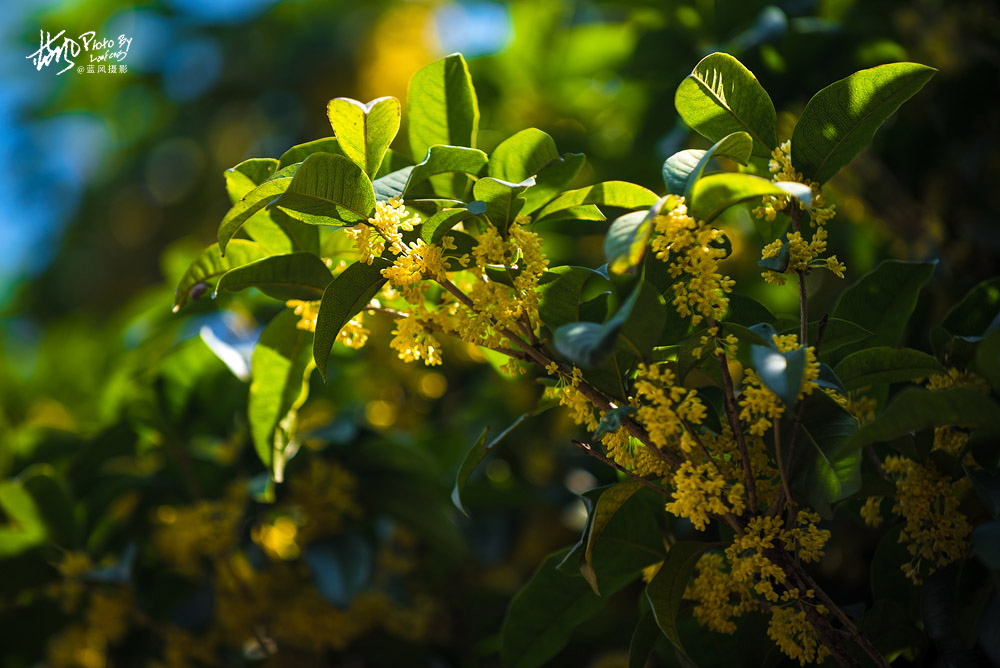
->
(554, 280), (648, 367)
(313, 259), (390, 382)
(833, 347), (945, 390)
(249, 310), (314, 479)
(534, 181), (659, 221)
(723, 294), (776, 326)
(520, 153), (586, 216)
(605, 196), (677, 275)
(662, 131), (753, 196)
(688, 172), (811, 222)
(629, 610), (664, 668)
(451, 413), (530, 517)
(407, 53), (479, 160)
(792, 62), (936, 184)
(216, 252), (333, 301)
(942, 276), (1000, 338)
(473, 176), (534, 229)
(218, 178), (292, 253)
(224, 158), (279, 203)
(406, 145), (488, 192)
(582, 481), (643, 578)
(501, 547), (635, 668)
(832, 260), (936, 352)
(646, 541), (714, 660)
(326, 96), (400, 176)
(849, 387), (1000, 450)
(420, 207), (477, 244)
(674, 52), (778, 157)
(489, 128), (559, 183)
(278, 137), (343, 169)
(174, 241), (271, 311)
(779, 318), (873, 354)
(273, 153), (375, 226)
(372, 166), (413, 202)
(751, 343), (806, 407)
(537, 266), (607, 331)
(787, 390), (861, 515)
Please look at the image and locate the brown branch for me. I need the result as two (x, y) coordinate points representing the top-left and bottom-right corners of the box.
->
(773, 420), (795, 520)
(866, 445), (889, 480)
(571, 440), (668, 497)
(715, 348), (757, 512)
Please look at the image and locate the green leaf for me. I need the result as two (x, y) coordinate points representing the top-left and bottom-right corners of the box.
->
(966, 466), (1000, 518)
(173, 240), (270, 311)
(605, 196), (677, 275)
(779, 318), (873, 355)
(583, 481), (643, 582)
(249, 310), (314, 479)
(313, 259), (390, 382)
(216, 252), (333, 301)
(20, 466), (77, 548)
(942, 276), (1000, 338)
(406, 145), (488, 193)
(792, 62), (936, 184)
(489, 128), (559, 183)
(629, 610), (664, 668)
(225, 158), (279, 203)
(218, 178), (292, 253)
(646, 541), (714, 661)
(756, 240), (789, 273)
(662, 131), (753, 197)
(520, 153), (586, 216)
(751, 344), (806, 407)
(305, 533), (373, 607)
(534, 181), (659, 221)
(273, 153), (376, 226)
(501, 547), (635, 668)
(688, 173), (811, 223)
(832, 260), (936, 352)
(786, 390), (861, 515)
(278, 137), (343, 169)
(849, 387), (1000, 450)
(921, 567), (979, 667)
(372, 166), (413, 202)
(407, 53), (479, 160)
(554, 280), (649, 367)
(723, 294), (776, 326)
(326, 96), (400, 176)
(976, 326), (1000, 394)
(420, 207), (477, 244)
(833, 347), (945, 390)
(473, 176), (534, 230)
(537, 266), (608, 331)
(0, 479), (48, 557)
(674, 52), (778, 157)
(451, 413), (530, 517)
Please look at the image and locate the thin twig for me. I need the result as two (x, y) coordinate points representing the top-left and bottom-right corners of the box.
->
(714, 348), (757, 512)
(866, 445), (889, 480)
(773, 421), (794, 519)
(571, 440), (668, 497)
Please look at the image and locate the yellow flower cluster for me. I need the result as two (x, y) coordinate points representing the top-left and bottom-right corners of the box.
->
(925, 368), (990, 457)
(725, 515), (789, 602)
(346, 197), (418, 264)
(754, 141), (843, 285)
(767, 605), (832, 666)
(861, 496), (883, 528)
(46, 589), (133, 668)
(152, 482), (246, 577)
(781, 510), (831, 563)
(633, 363), (708, 454)
(883, 456), (972, 583)
(683, 552), (754, 633)
(739, 335), (819, 436)
(666, 460), (746, 530)
(650, 199), (735, 325)
(287, 300), (370, 349)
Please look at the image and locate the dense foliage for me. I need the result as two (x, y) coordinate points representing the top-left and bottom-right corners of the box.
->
(4, 16), (1000, 668)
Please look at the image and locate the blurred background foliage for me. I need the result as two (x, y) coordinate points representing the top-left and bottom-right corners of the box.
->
(2, 0), (999, 666)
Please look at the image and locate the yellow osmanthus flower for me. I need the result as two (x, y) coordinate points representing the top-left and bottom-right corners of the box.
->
(650, 199), (735, 326)
(780, 510), (830, 563)
(346, 197), (418, 264)
(767, 605), (832, 666)
(666, 460), (746, 530)
(683, 552), (754, 633)
(925, 368), (990, 457)
(288, 299), (320, 332)
(861, 496), (883, 528)
(634, 363), (707, 454)
(152, 482), (246, 577)
(252, 515), (301, 560)
(725, 515), (788, 602)
(288, 459), (361, 543)
(883, 455), (972, 583)
(739, 335), (819, 436)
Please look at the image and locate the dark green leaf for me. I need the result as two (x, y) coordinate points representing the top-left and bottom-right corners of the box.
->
(490, 128), (559, 183)
(629, 610), (664, 668)
(849, 387), (1000, 450)
(273, 153), (376, 225)
(20, 466), (77, 549)
(537, 266), (608, 331)
(406, 145), (488, 193)
(372, 166), (414, 202)
(249, 310), (313, 479)
(605, 196), (677, 275)
(407, 53), (479, 159)
(972, 520), (1000, 570)
(174, 240), (270, 311)
(313, 259), (390, 382)
(757, 240), (789, 273)
(832, 259), (936, 353)
(520, 153), (586, 215)
(216, 252), (333, 301)
(326, 96), (400, 176)
(674, 52), (778, 157)
(723, 294), (776, 326)
(501, 547), (634, 668)
(583, 481), (643, 584)
(554, 280), (649, 367)
(751, 344), (806, 407)
(966, 466), (1000, 518)
(792, 63), (936, 184)
(646, 541), (714, 661)
(304, 533), (373, 607)
(688, 173), (811, 223)
(943, 276), (1000, 338)
(473, 176), (534, 230)
(779, 318), (872, 355)
(921, 567), (979, 667)
(420, 207), (477, 244)
(451, 413), (530, 517)
(976, 326), (1000, 393)
(833, 347), (945, 390)
(534, 182), (659, 220)
(663, 132), (754, 197)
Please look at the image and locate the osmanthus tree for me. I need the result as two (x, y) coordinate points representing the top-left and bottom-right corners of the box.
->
(177, 52), (1000, 666)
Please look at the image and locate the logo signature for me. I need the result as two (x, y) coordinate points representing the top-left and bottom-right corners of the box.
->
(27, 30), (133, 76)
